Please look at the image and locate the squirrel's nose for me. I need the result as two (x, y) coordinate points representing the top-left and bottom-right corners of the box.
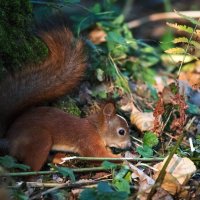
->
(120, 140), (132, 149)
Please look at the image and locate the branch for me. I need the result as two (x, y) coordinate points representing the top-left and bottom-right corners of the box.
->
(127, 11), (200, 28)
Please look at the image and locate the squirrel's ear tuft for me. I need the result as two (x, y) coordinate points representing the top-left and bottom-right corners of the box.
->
(103, 103), (115, 118)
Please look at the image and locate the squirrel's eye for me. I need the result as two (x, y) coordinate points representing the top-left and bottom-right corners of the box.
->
(117, 128), (126, 136)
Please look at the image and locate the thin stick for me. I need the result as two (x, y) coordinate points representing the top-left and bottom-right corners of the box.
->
(0, 166), (112, 177)
(27, 179), (113, 189)
(29, 180), (103, 200)
(62, 156), (164, 162)
(1, 157), (164, 177)
(127, 11), (200, 28)
(122, 0), (135, 18)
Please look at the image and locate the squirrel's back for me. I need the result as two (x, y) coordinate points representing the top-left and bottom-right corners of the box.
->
(0, 25), (87, 136)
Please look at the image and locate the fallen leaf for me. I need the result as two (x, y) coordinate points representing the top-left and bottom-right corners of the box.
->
(121, 102), (157, 132)
(152, 188), (173, 200)
(130, 112), (155, 132)
(88, 27), (106, 44)
(52, 153), (66, 164)
(179, 71), (200, 87)
(129, 163), (155, 200)
(153, 154), (196, 195)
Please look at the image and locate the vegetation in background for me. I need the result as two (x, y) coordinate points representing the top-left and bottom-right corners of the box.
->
(32, 0), (159, 100)
(164, 12), (200, 74)
(70, 1), (159, 88)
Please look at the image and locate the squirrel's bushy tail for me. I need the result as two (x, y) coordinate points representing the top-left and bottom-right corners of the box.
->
(0, 26), (87, 136)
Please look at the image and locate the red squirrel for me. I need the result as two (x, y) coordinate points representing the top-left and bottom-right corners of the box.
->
(0, 25), (131, 171)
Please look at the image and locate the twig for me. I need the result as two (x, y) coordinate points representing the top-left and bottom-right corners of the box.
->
(161, 110), (173, 133)
(0, 158), (164, 177)
(164, 132), (190, 147)
(61, 156), (164, 162)
(127, 11), (200, 28)
(0, 166), (113, 177)
(27, 182), (66, 188)
(130, 135), (143, 144)
(27, 179), (112, 189)
(29, 180), (104, 200)
(136, 163), (159, 172)
(122, 0), (135, 19)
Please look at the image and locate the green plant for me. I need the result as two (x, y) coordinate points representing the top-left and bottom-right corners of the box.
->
(80, 181), (128, 200)
(76, 2), (160, 99)
(136, 132), (158, 158)
(164, 11), (200, 75)
(0, 156), (30, 171)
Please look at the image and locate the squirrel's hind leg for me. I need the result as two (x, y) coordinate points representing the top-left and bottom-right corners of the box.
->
(8, 128), (53, 171)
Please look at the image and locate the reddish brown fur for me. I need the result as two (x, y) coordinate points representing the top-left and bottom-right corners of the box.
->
(0, 27), (86, 136)
(7, 106), (130, 171)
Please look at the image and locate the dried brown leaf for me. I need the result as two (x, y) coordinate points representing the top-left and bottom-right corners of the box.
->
(121, 101), (157, 132)
(88, 27), (106, 44)
(153, 154), (196, 195)
(152, 188), (173, 200)
(130, 111), (155, 132)
(129, 163), (155, 200)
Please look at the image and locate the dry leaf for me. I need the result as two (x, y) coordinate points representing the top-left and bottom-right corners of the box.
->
(130, 111), (155, 132)
(121, 102), (156, 132)
(153, 154), (196, 195)
(162, 87), (176, 104)
(52, 153), (66, 164)
(154, 76), (174, 92)
(129, 163), (155, 200)
(157, 173), (181, 195)
(152, 188), (173, 200)
(179, 70), (200, 87)
(88, 27), (106, 44)
(179, 80), (200, 106)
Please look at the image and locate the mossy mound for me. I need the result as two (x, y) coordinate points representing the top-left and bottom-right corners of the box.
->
(0, 0), (48, 75)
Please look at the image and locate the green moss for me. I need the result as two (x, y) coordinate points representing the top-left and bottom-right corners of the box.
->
(0, 0), (48, 73)
(55, 98), (81, 117)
